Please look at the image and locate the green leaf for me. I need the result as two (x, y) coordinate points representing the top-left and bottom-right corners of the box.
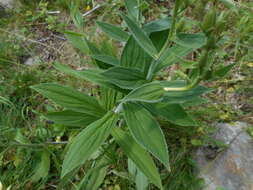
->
(96, 21), (130, 42)
(123, 103), (169, 170)
(149, 45), (193, 75)
(45, 110), (99, 127)
(112, 128), (163, 189)
(144, 103), (197, 126)
(213, 63), (235, 79)
(121, 36), (152, 74)
(143, 17), (172, 34)
(57, 168), (79, 190)
(77, 156), (110, 190)
(31, 150), (50, 182)
(100, 87), (123, 111)
(150, 30), (169, 51)
(54, 63), (123, 91)
(61, 112), (118, 178)
(174, 33), (207, 49)
(85, 39), (111, 69)
(128, 159), (149, 190)
(182, 97), (209, 107)
(31, 83), (105, 117)
(91, 54), (120, 66)
(122, 82), (164, 103)
(102, 66), (146, 89)
(121, 14), (158, 59)
(125, 0), (140, 22)
(136, 168), (149, 190)
(149, 34), (207, 75)
(70, 6), (84, 29)
(64, 31), (89, 54)
(161, 81), (210, 103)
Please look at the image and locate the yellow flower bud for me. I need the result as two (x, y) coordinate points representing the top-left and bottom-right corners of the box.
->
(86, 5), (91, 11)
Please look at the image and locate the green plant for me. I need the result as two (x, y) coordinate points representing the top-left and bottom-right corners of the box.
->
(31, 0), (232, 189)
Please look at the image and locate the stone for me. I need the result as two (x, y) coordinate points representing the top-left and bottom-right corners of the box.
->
(0, 0), (14, 8)
(24, 57), (34, 66)
(23, 57), (39, 66)
(195, 122), (253, 190)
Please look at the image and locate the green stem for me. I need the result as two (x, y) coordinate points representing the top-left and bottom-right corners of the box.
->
(7, 141), (68, 148)
(164, 46), (213, 92)
(147, 0), (181, 81)
(164, 77), (201, 92)
(157, 0), (181, 58)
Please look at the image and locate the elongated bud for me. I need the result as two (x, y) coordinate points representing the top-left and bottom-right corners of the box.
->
(216, 11), (227, 34)
(202, 8), (217, 34)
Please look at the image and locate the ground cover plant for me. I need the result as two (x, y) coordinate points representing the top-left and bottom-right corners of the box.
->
(0, 0), (252, 189)
(30, 0), (237, 189)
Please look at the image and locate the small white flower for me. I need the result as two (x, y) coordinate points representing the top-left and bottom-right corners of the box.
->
(0, 181), (3, 190)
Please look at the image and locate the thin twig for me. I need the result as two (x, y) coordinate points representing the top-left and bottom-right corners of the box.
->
(82, 4), (102, 17)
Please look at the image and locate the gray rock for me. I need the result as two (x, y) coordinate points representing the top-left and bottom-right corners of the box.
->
(24, 57), (34, 66)
(0, 0), (14, 8)
(24, 57), (39, 66)
(195, 122), (253, 190)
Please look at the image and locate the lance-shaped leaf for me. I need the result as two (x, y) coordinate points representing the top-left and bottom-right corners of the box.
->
(64, 31), (89, 54)
(91, 54), (120, 67)
(143, 103), (197, 126)
(54, 63), (123, 92)
(45, 110), (99, 127)
(174, 33), (207, 49)
(123, 103), (169, 170)
(125, 0), (140, 22)
(121, 36), (152, 74)
(97, 21), (130, 42)
(31, 83), (105, 117)
(77, 156), (110, 190)
(112, 128), (163, 189)
(100, 87), (123, 111)
(122, 82), (164, 103)
(128, 159), (149, 190)
(143, 17), (172, 34)
(102, 66), (146, 89)
(61, 112), (118, 178)
(150, 29), (169, 52)
(213, 63), (235, 79)
(85, 39), (112, 69)
(121, 14), (158, 59)
(147, 45), (193, 79)
(149, 33), (207, 76)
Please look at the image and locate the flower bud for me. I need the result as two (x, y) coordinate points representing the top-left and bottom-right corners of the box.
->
(202, 8), (217, 34)
(216, 11), (227, 34)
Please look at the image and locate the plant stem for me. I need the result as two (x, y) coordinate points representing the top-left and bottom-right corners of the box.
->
(157, 0), (181, 58)
(147, 0), (181, 80)
(7, 141), (69, 148)
(164, 77), (201, 92)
